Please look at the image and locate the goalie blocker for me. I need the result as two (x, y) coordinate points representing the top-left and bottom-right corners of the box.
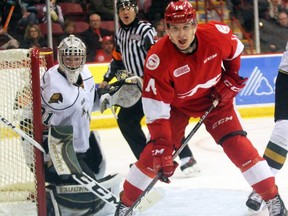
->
(46, 125), (121, 215)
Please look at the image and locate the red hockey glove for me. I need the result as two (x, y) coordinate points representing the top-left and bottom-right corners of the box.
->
(152, 139), (178, 180)
(211, 73), (248, 106)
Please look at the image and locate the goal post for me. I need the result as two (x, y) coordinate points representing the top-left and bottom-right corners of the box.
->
(0, 48), (54, 216)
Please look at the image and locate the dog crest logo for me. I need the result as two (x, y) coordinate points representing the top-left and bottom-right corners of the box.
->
(49, 93), (63, 104)
(146, 54), (160, 70)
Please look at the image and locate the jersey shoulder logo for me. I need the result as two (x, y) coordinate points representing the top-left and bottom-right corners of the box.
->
(215, 24), (230, 34)
(146, 54), (160, 70)
(49, 93), (63, 104)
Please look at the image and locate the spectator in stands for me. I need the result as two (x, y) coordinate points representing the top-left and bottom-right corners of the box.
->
(94, 35), (114, 63)
(89, 0), (114, 21)
(21, 0), (41, 13)
(19, 24), (47, 49)
(0, 1), (35, 37)
(268, 0), (286, 22)
(0, 17), (19, 50)
(80, 13), (113, 62)
(43, 0), (64, 28)
(228, 0), (269, 34)
(278, 10), (288, 27)
(152, 18), (166, 38)
(259, 13), (288, 52)
(15, 4), (39, 36)
(59, 19), (76, 40)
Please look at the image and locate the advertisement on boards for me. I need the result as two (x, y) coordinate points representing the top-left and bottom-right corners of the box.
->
(236, 54), (282, 106)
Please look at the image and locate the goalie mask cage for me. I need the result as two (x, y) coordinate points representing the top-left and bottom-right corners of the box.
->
(0, 48), (53, 216)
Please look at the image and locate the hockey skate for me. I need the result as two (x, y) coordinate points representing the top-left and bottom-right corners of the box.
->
(180, 156), (200, 177)
(114, 202), (134, 216)
(266, 194), (288, 216)
(246, 190), (265, 211)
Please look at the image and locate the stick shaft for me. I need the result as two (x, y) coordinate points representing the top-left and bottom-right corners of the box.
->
(72, 172), (119, 208)
(0, 115), (45, 152)
(3, 5), (15, 29)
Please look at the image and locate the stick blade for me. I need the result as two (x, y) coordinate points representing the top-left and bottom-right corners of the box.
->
(135, 188), (165, 212)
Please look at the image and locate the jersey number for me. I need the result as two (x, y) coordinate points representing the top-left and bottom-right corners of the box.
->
(145, 78), (157, 95)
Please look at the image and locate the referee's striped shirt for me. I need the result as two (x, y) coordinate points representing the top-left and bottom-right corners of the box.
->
(103, 19), (157, 82)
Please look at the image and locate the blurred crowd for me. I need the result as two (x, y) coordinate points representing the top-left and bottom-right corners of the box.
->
(229, 0), (288, 52)
(1, 0), (288, 61)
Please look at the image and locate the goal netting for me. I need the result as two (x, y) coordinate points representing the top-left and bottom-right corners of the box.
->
(0, 48), (53, 216)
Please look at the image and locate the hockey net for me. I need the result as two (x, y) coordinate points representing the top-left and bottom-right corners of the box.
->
(0, 48), (53, 215)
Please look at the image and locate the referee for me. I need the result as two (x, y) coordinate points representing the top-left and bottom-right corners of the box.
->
(99, 0), (198, 176)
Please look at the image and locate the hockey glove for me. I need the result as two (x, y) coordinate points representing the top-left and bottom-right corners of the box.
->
(211, 73), (247, 106)
(97, 77), (142, 113)
(152, 139), (178, 182)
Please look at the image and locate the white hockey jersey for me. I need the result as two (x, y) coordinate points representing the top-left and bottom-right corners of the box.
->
(41, 65), (97, 153)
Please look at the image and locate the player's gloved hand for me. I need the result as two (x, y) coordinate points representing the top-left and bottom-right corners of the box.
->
(211, 73), (247, 106)
(97, 86), (113, 113)
(99, 93), (111, 113)
(152, 139), (178, 182)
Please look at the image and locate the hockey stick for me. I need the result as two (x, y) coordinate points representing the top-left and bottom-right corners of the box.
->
(72, 172), (119, 208)
(124, 99), (219, 216)
(0, 114), (45, 152)
(3, 5), (15, 30)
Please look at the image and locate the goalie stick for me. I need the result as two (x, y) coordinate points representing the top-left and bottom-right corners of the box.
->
(72, 172), (119, 208)
(0, 114), (45, 152)
(123, 99), (219, 216)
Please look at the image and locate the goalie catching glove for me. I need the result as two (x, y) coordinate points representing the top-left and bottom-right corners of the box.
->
(211, 73), (248, 106)
(98, 75), (143, 113)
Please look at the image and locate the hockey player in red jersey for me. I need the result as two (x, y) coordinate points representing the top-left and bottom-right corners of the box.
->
(114, 1), (288, 216)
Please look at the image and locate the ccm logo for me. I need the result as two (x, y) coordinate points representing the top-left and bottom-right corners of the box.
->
(212, 116), (233, 129)
(224, 79), (241, 92)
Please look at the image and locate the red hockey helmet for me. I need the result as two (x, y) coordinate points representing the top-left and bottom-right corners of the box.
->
(165, 0), (197, 24)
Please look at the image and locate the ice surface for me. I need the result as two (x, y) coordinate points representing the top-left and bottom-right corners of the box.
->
(99, 117), (288, 216)
(1, 117), (287, 216)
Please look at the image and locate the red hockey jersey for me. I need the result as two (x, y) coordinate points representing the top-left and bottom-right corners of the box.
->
(142, 22), (244, 140)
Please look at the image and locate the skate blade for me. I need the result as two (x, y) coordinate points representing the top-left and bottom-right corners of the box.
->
(247, 202), (268, 216)
(182, 165), (201, 177)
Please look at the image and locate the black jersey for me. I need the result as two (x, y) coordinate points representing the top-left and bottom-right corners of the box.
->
(103, 19), (157, 81)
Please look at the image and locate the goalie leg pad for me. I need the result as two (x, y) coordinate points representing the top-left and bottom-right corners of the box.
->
(46, 184), (105, 216)
(46, 173), (122, 216)
(48, 125), (83, 176)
